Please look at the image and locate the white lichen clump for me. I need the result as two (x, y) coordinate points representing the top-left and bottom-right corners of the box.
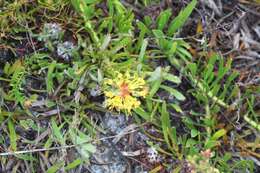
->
(38, 23), (63, 42)
(57, 41), (75, 60)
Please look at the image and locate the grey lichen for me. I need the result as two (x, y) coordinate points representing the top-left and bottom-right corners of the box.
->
(38, 23), (63, 42)
(57, 41), (76, 61)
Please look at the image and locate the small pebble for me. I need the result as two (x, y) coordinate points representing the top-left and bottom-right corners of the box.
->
(103, 112), (126, 134)
(147, 147), (160, 163)
(89, 145), (127, 173)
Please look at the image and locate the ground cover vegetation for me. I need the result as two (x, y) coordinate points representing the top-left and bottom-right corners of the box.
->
(0, 0), (259, 172)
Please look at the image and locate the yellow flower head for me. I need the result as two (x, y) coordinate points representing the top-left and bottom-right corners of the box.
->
(103, 71), (148, 113)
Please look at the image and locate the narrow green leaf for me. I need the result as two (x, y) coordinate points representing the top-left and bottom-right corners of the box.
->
(46, 61), (56, 94)
(3, 63), (10, 76)
(47, 162), (64, 173)
(136, 21), (150, 49)
(146, 99), (153, 112)
(138, 38), (148, 63)
(191, 129), (199, 138)
(160, 85), (186, 101)
(65, 159), (82, 170)
(134, 107), (150, 121)
(211, 84), (221, 97)
(147, 67), (162, 82)
(152, 30), (164, 38)
(100, 34), (111, 50)
(51, 118), (65, 145)
(220, 71), (239, 99)
(152, 29), (168, 49)
(167, 0), (197, 36)
(111, 37), (131, 54)
(168, 41), (178, 55)
(70, 130), (96, 159)
(144, 16), (152, 26)
(156, 9), (172, 30)
(177, 47), (192, 61)
(203, 64), (214, 82)
(8, 119), (17, 151)
(161, 102), (171, 128)
(244, 115), (260, 131)
(212, 129), (226, 140)
(187, 63), (197, 76)
(205, 140), (218, 149)
(171, 103), (183, 113)
(169, 127), (177, 144)
(149, 80), (162, 98)
(163, 73), (181, 84)
(161, 102), (171, 148)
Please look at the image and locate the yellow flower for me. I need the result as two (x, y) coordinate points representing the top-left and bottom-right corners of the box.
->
(103, 71), (148, 113)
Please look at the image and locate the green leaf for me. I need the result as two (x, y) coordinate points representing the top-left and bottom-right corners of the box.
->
(171, 103), (183, 113)
(161, 102), (171, 148)
(152, 29), (164, 38)
(144, 16), (152, 26)
(160, 103), (178, 154)
(51, 118), (65, 145)
(46, 61), (56, 94)
(163, 73), (181, 84)
(15, 154), (37, 161)
(186, 138), (197, 147)
(187, 63), (197, 76)
(3, 62), (10, 76)
(167, 0), (197, 36)
(160, 85), (186, 101)
(191, 129), (199, 137)
(85, 21), (100, 46)
(8, 119), (17, 151)
(111, 37), (131, 54)
(168, 41), (178, 55)
(220, 71), (239, 100)
(147, 67), (162, 82)
(70, 130), (96, 160)
(100, 34), (111, 50)
(134, 107), (150, 121)
(161, 102), (171, 127)
(9, 59), (23, 75)
(212, 129), (226, 140)
(146, 99), (153, 112)
(203, 64), (214, 82)
(65, 159), (82, 170)
(205, 140), (218, 149)
(47, 162), (64, 173)
(169, 127), (177, 144)
(149, 80), (162, 98)
(136, 21), (150, 49)
(138, 38), (148, 63)
(177, 47), (192, 61)
(152, 29), (168, 49)
(156, 9), (172, 30)
(205, 129), (226, 149)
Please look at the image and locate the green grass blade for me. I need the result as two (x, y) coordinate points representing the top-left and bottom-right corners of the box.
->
(161, 102), (171, 148)
(65, 159), (82, 171)
(8, 119), (17, 151)
(156, 9), (172, 30)
(46, 61), (56, 94)
(167, 0), (197, 36)
(138, 38), (148, 63)
(160, 85), (186, 101)
(47, 162), (64, 173)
